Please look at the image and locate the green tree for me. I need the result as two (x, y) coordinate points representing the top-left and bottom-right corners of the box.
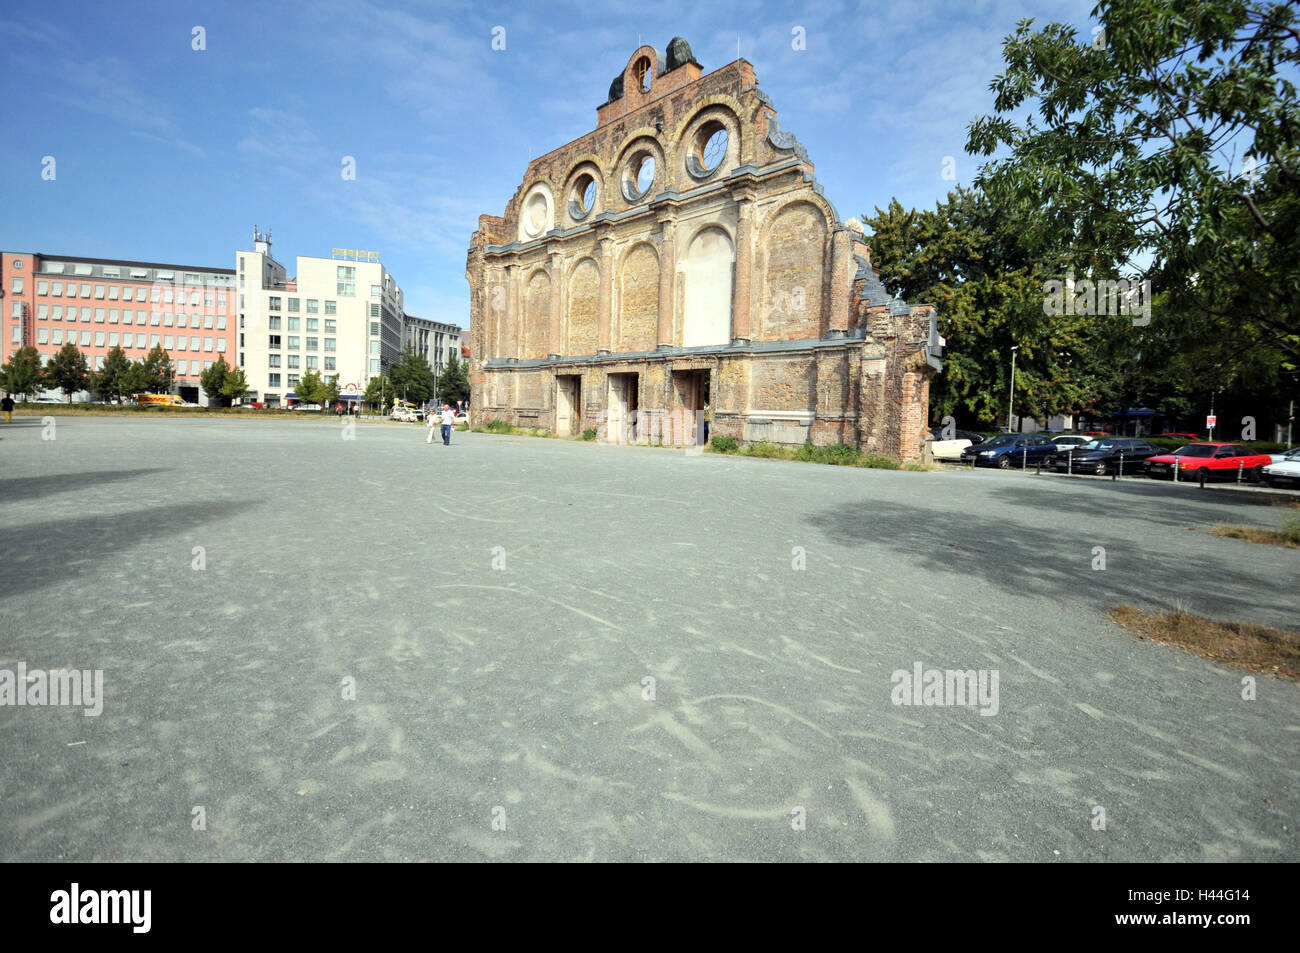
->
(295, 368), (324, 406)
(221, 366), (249, 404)
(92, 346), (132, 403)
(0, 346), (45, 401)
(323, 374), (340, 408)
(390, 347), (436, 404)
(200, 355), (232, 407)
(120, 361), (151, 400)
(364, 374), (396, 411)
(47, 343), (90, 402)
(863, 188), (1120, 428)
(435, 354), (470, 406)
(140, 345), (174, 394)
(966, 0), (1300, 409)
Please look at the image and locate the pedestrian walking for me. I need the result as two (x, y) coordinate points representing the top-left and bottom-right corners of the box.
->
(440, 403), (455, 445)
(426, 407), (436, 445)
(1, 394), (13, 423)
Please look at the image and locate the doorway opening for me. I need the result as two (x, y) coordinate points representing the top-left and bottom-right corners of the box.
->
(670, 369), (709, 446)
(556, 374), (582, 437)
(607, 373), (640, 444)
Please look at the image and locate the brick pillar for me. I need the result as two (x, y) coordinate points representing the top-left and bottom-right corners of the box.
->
(548, 249), (563, 357)
(731, 192), (754, 344)
(597, 235), (613, 354)
(828, 228), (852, 336)
(506, 263), (520, 359)
(657, 217), (676, 349)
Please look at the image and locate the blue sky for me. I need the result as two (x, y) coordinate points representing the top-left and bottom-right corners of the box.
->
(0, 0), (1100, 325)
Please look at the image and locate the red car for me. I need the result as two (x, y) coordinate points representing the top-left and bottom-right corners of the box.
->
(1144, 442), (1273, 481)
(1157, 432), (1200, 440)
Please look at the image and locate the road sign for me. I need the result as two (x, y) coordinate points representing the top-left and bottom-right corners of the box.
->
(1206, 415), (1217, 429)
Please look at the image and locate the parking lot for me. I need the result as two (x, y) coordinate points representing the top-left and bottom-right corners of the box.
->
(1, 415), (1296, 861)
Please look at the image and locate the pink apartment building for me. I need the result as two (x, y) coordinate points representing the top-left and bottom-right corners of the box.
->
(2, 251), (237, 404)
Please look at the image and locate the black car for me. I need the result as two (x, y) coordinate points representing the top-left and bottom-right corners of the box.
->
(959, 433), (1058, 468)
(1047, 437), (1162, 476)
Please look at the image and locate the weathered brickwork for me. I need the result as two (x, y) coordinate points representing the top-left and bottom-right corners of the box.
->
(466, 38), (941, 458)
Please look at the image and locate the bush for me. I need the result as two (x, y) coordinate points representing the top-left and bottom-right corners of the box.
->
(710, 435), (739, 453)
(484, 418), (514, 433)
(741, 439), (782, 458)
(580, 428), (598, 441)
(860, 455), (901, 470)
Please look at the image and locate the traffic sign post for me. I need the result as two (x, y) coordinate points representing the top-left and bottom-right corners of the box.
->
(1206, 414), (1217, 439)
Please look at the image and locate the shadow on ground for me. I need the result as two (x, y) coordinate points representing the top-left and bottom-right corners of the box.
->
(0, 469), (172, 504)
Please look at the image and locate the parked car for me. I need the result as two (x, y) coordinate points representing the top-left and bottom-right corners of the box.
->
(1050, 435), (1092, 452)
(959, 433), (1057, 468)
(1261, 449), (1300, 488)
(294, 403), (323, 411)
(1047, 437), (1163, 475)
(1267, 446), (1300, 464)
(1157, 432), (1200, 441)
(929, 426), (985, 461)
(1144, 443), (1274, 481)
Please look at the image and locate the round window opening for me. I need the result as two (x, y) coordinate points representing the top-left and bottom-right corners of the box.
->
(698, 124), (728, 174)
(634, 57), (652, 93)
(575, 175), (597, 215)
(635, 155), (655, 196)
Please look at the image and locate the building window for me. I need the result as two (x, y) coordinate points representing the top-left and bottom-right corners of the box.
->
(287, 316), (300, 331)
(122, 332), (132, 348)
(37, 279), (48, 295)
(324, 357), (336, 371)
(287, 355), (300, 369)
(307, 299), (319, 313)
(269, 296), (281, 311)
(177, 336), (187, 351)
(269, 373), (281, 387)
(324, 319), (336, 333)
(324, 338), (336, 352)
(37, 328), (48, 344)
(177, 314), (188, 328)
(190, 335), (200, 350)
(288, 298), (299, 312)
(177, 359), (188, 375)
(164, 335), (174, 349)
(287, 336), (300, 349)
(122, 287), (134, 301)
(369, 303), (379, 318)
(94, 308), (105, 322)
(306, 337), (318, 350)
(164, 312), (174, 327)
(303, 317), (316, 332)
(94, 284), (105, 299)
(109, 332), (119, 346)
(51, 281), (63, 296)
(163, 288), (174, 304)
(150, 311), (161, 325)
(216, 339), (226, 353)
(269, 335), (281, 349)
(370, 322), (379, 336)
(38, 304), (49, 319)
(324, 300), (336, 315)
(369, 340), (380, 355)
(217, 293), (226, 308)
(306, 356), (318, 370)
(80, 283), (91, 298)
(80, 307), (91, 322)
(337, 266), (355, 296)
(217, 316), (227, 330)
(94, 331), (105, 346)
(370, 358), (380, 373)
(204, 337), (213, 352)
(269, 354), (281, 368)
(268, 316), (282, 330)
(371, 284), (381, 298)
(108, 286), (119, 300)
(52, 305), (63, 320)
(82, 330), (93, 345)
(203, 314), (213, 329)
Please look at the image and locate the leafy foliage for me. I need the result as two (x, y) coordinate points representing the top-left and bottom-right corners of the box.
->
(47, 343), (90, 402)
(1, 346), (45, 400)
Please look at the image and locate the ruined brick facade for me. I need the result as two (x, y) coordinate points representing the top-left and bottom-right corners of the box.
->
(466, 38), (942, 458)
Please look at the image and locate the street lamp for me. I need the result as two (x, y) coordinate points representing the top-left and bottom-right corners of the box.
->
(1007, 345), (1019, 432)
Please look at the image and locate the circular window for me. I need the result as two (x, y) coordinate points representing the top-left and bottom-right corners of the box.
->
(688, 121), (730, 179)
(636, 155), (655, 194)
(700, 125), (728, 172)
(569, 173), (598, 221)
(634, 57), (652, 93)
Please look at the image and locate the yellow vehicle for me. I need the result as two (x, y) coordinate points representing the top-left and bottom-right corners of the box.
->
(138, 393), (183, 406)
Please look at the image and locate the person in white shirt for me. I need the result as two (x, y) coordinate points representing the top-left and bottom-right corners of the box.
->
(426, 405), (436, 444)
(440, 404), (455, 445)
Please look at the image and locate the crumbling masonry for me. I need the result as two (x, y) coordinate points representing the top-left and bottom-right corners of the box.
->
(466, 38), (942, 458)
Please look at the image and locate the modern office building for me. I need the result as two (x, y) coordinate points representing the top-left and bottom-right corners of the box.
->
(2, 250), (237, 404)
(236, 231), (405, 407)
(402, 313), (462, 379)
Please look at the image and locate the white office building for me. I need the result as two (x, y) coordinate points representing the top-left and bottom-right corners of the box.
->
(403, 313), (462, 379)
(237, 230), (404, 407)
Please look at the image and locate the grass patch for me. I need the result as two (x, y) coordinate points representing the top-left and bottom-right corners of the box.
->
(472, 418), (552, 438)
(707, 436), (910, 470)
(710, 435), (739, 453)
(1109, 606), (1300, 680)
(580, 428), (598, 441)
(740, 439), (783, 458)
(1208, 514), (1300, 548)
